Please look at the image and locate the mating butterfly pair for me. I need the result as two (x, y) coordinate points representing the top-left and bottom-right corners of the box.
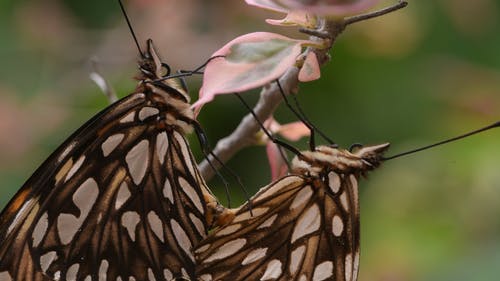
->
(0, 43), (386, 281)
(0, 26), (387, 281)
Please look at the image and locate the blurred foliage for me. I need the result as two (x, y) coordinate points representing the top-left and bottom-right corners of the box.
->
(0, 0), (499, 280)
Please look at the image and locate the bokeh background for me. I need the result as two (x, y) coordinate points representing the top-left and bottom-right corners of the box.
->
(1, 0), (499, 280)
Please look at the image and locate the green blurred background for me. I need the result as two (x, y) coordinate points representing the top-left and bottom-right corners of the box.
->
(0, 0), (499, 280)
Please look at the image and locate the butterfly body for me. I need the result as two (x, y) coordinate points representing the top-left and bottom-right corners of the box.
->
(0, 40), (221, 281)
(195, 143), (389, 281)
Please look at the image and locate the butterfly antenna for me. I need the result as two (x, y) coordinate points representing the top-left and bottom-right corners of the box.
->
(118, 0), (144, 58)
(384, 121), (500, 160)
(276, 80), (337, 149)
(155, 55), (225, 83)
(235, 93), (303, 157)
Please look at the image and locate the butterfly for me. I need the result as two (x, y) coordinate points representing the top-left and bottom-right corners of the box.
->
(195, 143), (390, 281)
(0, 38), (227, 281)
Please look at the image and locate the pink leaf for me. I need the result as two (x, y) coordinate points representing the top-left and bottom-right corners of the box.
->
(278, 121), (310, 141)
(264, 117), (310, 180)
(266, 142), (289, 180)
(298, 52), (321, 82)
(193, 32), (309, 110)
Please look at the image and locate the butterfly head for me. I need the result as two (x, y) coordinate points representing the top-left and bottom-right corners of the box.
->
(351, 143), (390, 168)
(292, 143), (390, 175)
(137, 39), (191, 104)
(139, 39), (171, 79)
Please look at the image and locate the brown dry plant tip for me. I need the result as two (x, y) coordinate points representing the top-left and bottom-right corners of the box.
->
(344, 0), (409, 26)
(90, 57), (118, 104)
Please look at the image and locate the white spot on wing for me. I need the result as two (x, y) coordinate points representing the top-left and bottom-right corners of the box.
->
(156, 132), (169, 165)
(199, 274), (212, 281)
(181, 268), (189, 279)
(66, 263), (79, 281)
(138, 107), (159, 121)
(328, 172), (341, 193)
(58, 142), (76, 162)
(7, 199), (35, 234)
(178, 177), (203, 214)
(163, 178), (174, 203)
(65, 155), (85, 182)
(98, 260), (109, 281)
(257, 214), (278, 229)
(340, 192), (349, 211)
(204, 238), (246, 263)
(40, 251), (57, 272)
(163, 269), (173, 280)
(171, 219), (194, 261)
(215, 224), (241, 236)
(120, 111), (135, 123)
(147, 268), (156, 281)
(57, 178), (99, 244)
(242, 248), (267, 265)
(121, 211), (140, 241)
(189, 213), (205, 236)
(313, 261), (333, 281)
(147, 211), (164, 242)
(353, 251), (360, 281)
(255, 176), (303, 203)
(261, 259), (282, 280)
(126, 140), (150, 185)
(345, 253), (353, 281)
(349, 175), (359, 206)
(0, 272), (12, 281)
(291, 204), (321, 243)
(298, 275), (307, 281)
(195, 244), (211, 254)
(174, 132), (195, 175)
(332, 215), (344, 237)
(233, 207), (268, 223)
(32, 212), (48, 247)
(101, 134), (125, 157)
(289, 245), (305, 275)
(115, 182), (131, 210)
(290, 186), (313, 210)
(54, 271), (61, 280)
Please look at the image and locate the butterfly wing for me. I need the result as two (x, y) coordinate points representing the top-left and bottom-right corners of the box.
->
(195, 172), (360, 281)
(0, 91), (218, 281)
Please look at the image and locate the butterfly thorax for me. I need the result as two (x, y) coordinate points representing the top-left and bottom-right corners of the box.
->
(291, 143), (390, 176)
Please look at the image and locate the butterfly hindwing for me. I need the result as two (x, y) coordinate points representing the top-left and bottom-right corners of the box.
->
(195, 171), (361, 281)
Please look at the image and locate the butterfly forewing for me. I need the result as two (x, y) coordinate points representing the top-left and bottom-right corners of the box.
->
(0, 40), (221, 281)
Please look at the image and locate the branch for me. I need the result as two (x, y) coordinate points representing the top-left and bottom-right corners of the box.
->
(198, 2), (408, 181)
